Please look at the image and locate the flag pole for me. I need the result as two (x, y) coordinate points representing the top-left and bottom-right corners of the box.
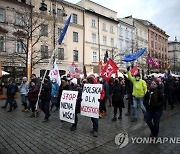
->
(35, 47), (57, 112)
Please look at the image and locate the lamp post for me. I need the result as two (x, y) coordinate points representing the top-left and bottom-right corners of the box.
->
(27, 0), (33, 82)
(39, 0), (66, 62)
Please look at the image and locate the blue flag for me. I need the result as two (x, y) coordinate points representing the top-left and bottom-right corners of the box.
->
(122, 48), (146, 62)
(58, 15), (71, 45)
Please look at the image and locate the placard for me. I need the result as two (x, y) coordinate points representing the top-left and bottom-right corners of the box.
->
(81, 84), (102, 118)
(60, 90), (78, 123)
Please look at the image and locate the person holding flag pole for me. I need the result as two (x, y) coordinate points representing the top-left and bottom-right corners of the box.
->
(34, 14), (72, 118)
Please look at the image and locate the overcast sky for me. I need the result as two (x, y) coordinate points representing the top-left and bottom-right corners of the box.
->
(66, 0), (180, 41)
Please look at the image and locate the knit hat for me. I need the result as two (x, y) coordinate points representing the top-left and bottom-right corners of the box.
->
(156, 77), (161, 82)
(22, 77), (28, 81)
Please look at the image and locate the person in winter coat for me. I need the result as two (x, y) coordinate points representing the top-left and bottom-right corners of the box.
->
(108, 77), (114, 107)
(40, 76), (52, 122)
(50, 78), (59, 111)
(20, 77), (29, 112)
(69, 78), (83, 131)
(28, 81), (39, 117)
(55, 77), (70, 111)
(6, 77), (18, 112)
(111, 78), (125, 121)
(127, 67), (147, 122)
(86, 76), (104, 137)
(124, 75), (133, 116)
(98, 77), (108, 118)
(166, 76), (175, 110)
(144, 80), (164, 137)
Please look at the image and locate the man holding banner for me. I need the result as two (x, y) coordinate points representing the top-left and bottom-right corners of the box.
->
(81, 76), (104, 137)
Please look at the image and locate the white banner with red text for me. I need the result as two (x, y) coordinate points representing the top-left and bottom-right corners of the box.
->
(81, 84), (102, 118)
(60, 90), (78, 123)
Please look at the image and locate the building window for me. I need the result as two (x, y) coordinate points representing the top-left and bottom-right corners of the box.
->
(110, 25), (114, 33)
(151, 40), (154, 48)
(0, 35), (5, 51)
(126, 29), (129, 39)
(58, 48), (64, 60)
(92, 33), (96, 44)
(16, 13), (24, 26)
(140, 30), (142, 36)
(41, 45), (48, 59)
(125, 41), (128, 49)
(92, 19), (96, 28)
(144, 32), (147, 38)
(0, 8), (5, 22)
(111, 38), (114, 47)
(73, 32), (78, 42)
(155, 42), (157, 49)
(120, 28), (123, 37)
(73, 50), (78, 62)
(103, 23), (106, 31)
(151, 32), (153, 38)
(93, 51), (97, 62)
(119, 42), (122, 51)
(103, 36), (107, 45)
(16, 38), (24, 53)
(72, 14), (77, 24)
(40, 24), (48, 36)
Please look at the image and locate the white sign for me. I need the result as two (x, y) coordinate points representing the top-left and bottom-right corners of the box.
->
(60, 90), (78, 123)
(81, 84), (102, 118)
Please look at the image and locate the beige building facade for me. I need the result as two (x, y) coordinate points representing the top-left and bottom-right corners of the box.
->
(0, 0), (31, 77)
(77, 0), (119, 73)
(32, 0), (85, 76)
(121, 16), (149, 74)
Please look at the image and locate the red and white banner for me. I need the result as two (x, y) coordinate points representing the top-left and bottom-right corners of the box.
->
(49, 60), (61, 86)
(81, 84), (102, 118)
(60, 90), (78, 123)
(130, 66), (139, 75)
(101, 59), (118, 82)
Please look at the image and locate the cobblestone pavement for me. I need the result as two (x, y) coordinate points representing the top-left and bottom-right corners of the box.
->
(0, 97), (180, 154)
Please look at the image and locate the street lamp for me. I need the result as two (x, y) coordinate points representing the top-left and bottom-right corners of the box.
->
(39, 0), (67, 62)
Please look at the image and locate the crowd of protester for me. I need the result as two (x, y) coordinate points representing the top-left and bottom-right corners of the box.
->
(1, 67), (180, 138)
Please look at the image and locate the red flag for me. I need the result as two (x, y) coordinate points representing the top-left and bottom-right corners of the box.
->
(98, 60), (103, 68)
(101, 59), (118, 82)
(130, 66), (138, 75)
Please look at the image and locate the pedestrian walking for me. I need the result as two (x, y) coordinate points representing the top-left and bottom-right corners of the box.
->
(127, 67), (147, 122)
(39, 76), (52, 122)
(86, 76), (104, 137)
(144, 80), (164, 137)
(6, 77), (18, 112)
(69, 78), (83, 131)
(28, 81), (39, 117)
(111, 78), (125, 121)
(20, 77), (29, 112)
(50, 78), (59, 111)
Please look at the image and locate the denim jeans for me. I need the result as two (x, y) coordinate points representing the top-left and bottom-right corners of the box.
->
(133, 97), (146, 119)
(4, 97), (17, 108)
(146, 111), (162, 137)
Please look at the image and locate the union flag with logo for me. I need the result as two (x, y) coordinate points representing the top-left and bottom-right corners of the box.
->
(101, 59), (118, 82)
(49, 60), (61, 86)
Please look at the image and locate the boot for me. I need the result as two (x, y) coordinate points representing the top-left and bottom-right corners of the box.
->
(30, 112), (35, 118)
(112, 117), (117, 121)
(118, 115), (122, 119)
(131, 117), (138, 122)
